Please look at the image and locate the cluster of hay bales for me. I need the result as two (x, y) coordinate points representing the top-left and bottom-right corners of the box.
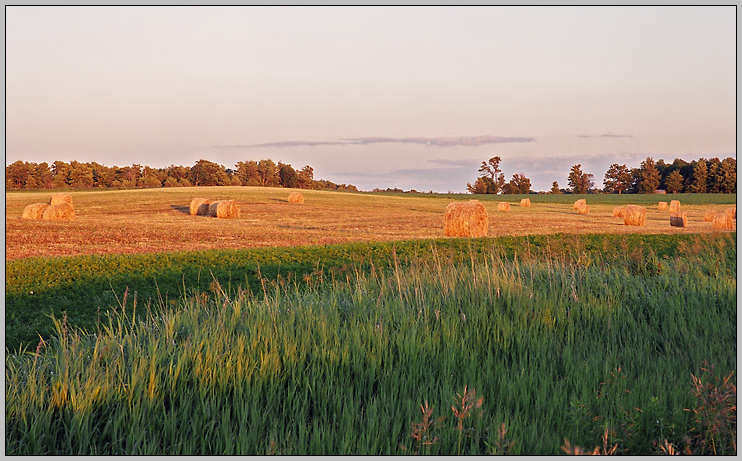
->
(209, 200), (240, 219)
(443, 200), (488, 237)
(520, 198), (531, 207)
(497, 202), (510, 212)
(22, 194), (76, 222)
(22, 203), (50, 220)
(711, 209), (736, 230)
(669, 200), (680, 213)
(669, 213), (687, 228)
(623, 205), (646, 226)
(658, 201), (668, 211)
(190, 197), (211, 216)
(288, 191), (305, 204)
(190, 197), (240, 219)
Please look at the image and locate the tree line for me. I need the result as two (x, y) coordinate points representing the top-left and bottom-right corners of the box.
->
(5, 159), (358, 192)
(468, 156), (736, 194)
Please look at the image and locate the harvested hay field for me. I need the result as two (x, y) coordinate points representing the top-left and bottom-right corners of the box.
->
(4, 189), (736, 260)
(443, 200), (488, 237)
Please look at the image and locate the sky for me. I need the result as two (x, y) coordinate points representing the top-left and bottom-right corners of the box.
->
(4, 6), (737, 192)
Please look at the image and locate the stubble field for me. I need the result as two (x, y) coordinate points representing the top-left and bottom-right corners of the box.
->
(5, 187), (736, 260)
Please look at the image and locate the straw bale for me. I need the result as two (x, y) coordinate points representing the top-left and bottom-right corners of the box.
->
(669, 213), (687, 228)
(658, 201), (668, 211)
(712, 211), (735, 230)
(703, 209), (717, 222)
(190, 198), (211, 216)
(42, 203), (76, 221)
(669, 200), (680, 213)
(208, 200), (240, 219)
(50, 193), (73, 207)
(573, 199), (586, 210)
(497, 202), (510, 212)
(520, 198), (531, 207)
(576, 204), (589, 215)
(22, 203), (49, 220)
(613, 206), (625, 217)
(623, 205), (646, 226)
(288, 192), (305, 204)
(443, 200), (488, 237)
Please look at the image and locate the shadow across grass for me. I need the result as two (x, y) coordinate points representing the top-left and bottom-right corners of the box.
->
(170, 204), (191, 215)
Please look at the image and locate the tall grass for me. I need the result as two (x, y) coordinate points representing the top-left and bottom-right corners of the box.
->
(5, 235), (736, 455)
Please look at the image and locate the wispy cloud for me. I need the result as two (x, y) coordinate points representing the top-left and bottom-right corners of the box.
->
(342, 135), (536, 147)
(577, 133), (634, 138)
(213, 135), (535, 149)
(426, 158), (481, 167)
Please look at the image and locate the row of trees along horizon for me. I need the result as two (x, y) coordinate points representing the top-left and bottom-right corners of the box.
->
(4, 155), (736, 194)
(467, 156), (736, 195)
(4, 159), (358, 192)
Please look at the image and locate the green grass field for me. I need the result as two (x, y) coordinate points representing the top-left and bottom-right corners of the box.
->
(5, 232), (737, 455)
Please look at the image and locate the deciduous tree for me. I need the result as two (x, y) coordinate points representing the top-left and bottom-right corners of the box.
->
(603, 163), (632, 194)
(568, 164), (594, 194)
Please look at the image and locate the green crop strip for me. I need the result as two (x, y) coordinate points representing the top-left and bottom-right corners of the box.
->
(5, 233), (734, 352)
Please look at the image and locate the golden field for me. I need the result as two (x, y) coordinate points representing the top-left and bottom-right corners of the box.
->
(5, 187), (736, 260)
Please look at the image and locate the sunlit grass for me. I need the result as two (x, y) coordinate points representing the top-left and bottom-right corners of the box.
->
(5, 234), (736, 455)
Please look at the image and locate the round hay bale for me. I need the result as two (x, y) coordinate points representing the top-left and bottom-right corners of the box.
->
(712, 211), (735, 230)
(703, 209), (717, 222)
(22, 203), (50, 220)
(669, 200), (680, 213)
(190, 198), (211, 216)
(669, 213), (687, 228)
(573, 199), (586, 210)
(658, 201), (668, 211)
(50, 193), (73, 207)
(497, 202), (510, 212)
(623, 205), (646, 226)
(288, 192), (305, 204)
(613, 206), (626, 217)
(576, 204), (589, 215)
(42, 203), (76, 221)
(443, 200), (488, 237)
(208, 200), (240, 219)
(520, 198), (531, 207)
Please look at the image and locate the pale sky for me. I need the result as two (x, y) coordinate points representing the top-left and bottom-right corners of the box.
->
(5, 6), (737, 192)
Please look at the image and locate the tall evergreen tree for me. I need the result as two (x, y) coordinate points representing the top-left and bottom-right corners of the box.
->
(636, 157), (661, 194)
(664, 170), (684, 193)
